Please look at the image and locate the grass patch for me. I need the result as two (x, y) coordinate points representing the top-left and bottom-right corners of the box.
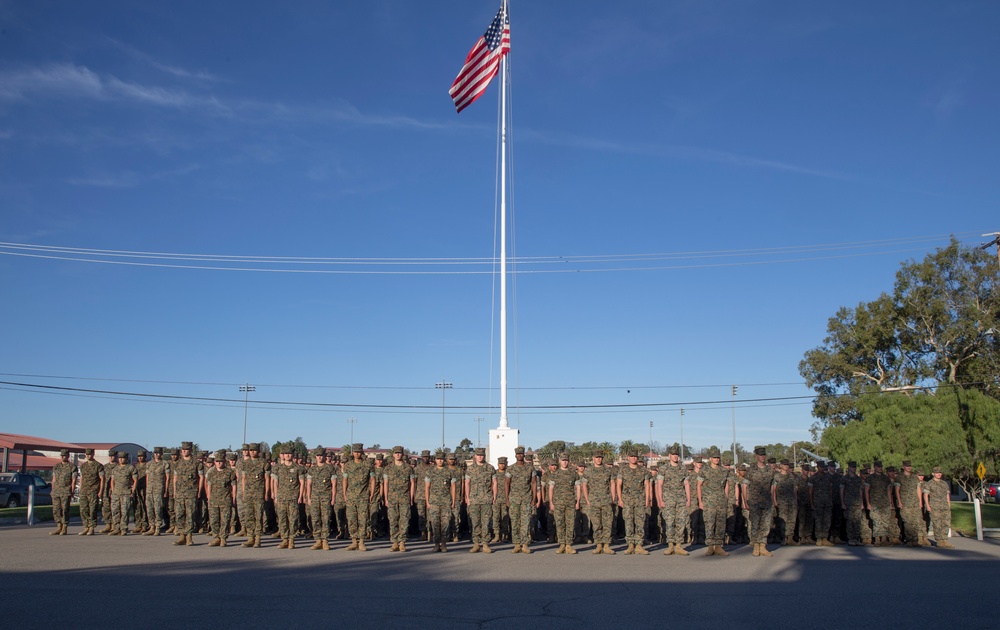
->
(0, 505), (79, 522)
(951, 501), (1000, 536)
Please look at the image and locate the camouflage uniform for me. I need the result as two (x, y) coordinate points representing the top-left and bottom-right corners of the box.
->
(307, 452), (337, 547)
(206, 458), (237, 544)
(272, 459), (303, 545)
(772, 469), (797, 543)
(342, 445), (374, 547)
(334, 453), (349, 539)
(240, 452), (270, 546)
(582, 461), (615, 548)
(659, 460), (689, 547)
(100, 452), (118, 531)
(745, 457), (775, 551)
(493, 458), (511, 543)
(144, 451), (170, 534)
(78, 453), (104, 533)
(171, 449), (203, 541)
(923, 473), (952, 547)
(447, 455), (463, 540)
(840, 468), (865, 544)
(698, 461), (730, 548)
(131, 454), (148, 532)
(465, 452), (497, 549)
(617, 462), (648, 549)
(795, 468), (814, 542)
(369, 458), (386, 539)
(425, 459), (455, 548)
(109, 458), (137, 534)
(895, 469), (923, 545)
(507, 452), (536, 550)
(166, 452), (179, 531)
(50, 453), (75, 533)
(809, 467), (834, 543)
(548, 462), (579, 552)
(413, 451), (431, 538)
(383, 449), (415, 548)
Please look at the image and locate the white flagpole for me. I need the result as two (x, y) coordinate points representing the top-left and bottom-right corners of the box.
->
(498, 24), (509, 431)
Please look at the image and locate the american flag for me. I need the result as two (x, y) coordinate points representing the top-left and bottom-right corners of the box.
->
(449, 4), (510, 113)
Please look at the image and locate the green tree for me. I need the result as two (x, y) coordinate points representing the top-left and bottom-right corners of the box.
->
(454, 438), (474, 455)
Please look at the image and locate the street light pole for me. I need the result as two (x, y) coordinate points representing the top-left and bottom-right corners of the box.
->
(347, 417), (357, 444)
(475, 416), (485, 448)
(436, 381), (452, 451)
(649, 420), (653, 456)
(679, 408), (685, 461)
(240, 384), (255, 445)
(731, 385), (738, 466)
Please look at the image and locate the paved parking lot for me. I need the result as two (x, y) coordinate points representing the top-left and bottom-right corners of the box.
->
(3, 523), (997, 629)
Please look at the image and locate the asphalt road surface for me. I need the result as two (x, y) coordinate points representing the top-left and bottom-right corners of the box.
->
(2, 523), (996, 629)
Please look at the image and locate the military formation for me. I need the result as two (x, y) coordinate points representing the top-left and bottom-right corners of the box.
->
(47, 442), (956, 553)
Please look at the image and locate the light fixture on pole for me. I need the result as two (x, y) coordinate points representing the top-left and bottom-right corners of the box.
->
(731, 385), (738, 466)
(475, 416), (485, 448)
(679, 408), (685, 461)
(649, 420), (653, 456)
(347, 417), (357, 444)
(240, 384), (255, 445)
(436, 381), (452, 451)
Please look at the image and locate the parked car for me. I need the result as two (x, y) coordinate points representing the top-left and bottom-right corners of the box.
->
(0, 472), (52, 508)
(986, 483), (1000, 503)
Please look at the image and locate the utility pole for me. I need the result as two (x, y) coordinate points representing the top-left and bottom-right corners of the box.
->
(649, 420), (653, 457)
(731, 385), (738, 467)
(436, 381), (452, 451)
(347, 417), (357, 444)
(475, 416), (485, 448)
(240, 384), (255, 445)
(982, 232), (1000, 266)
(679, 408), (685, 461)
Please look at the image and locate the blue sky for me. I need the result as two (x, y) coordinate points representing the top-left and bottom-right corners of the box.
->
(1, 1), (997, 454)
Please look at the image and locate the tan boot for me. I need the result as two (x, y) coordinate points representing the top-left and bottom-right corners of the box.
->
(555, 544), (565, 554)
(219, 538), (227, 547)
(398, 541), (407, 552)
(287, 538), (295, 550)
(78, 527), (89, 536)
(752, 543), (761, 556)
(715, 545), (730, 557)
(470, 543), (481, 553)
(347, 539), (359, 551)
(322, 540), (330, 550)
(490, 534), (500, 544)
(357, 540), (367, 552)
(513, 544), (522, 554)
(277, 539), (287, 549)
(821, 538), (835, 547)
(253, 535), (261, 548)
(705, 545), (716, 556)
(186, 534), (194, 546)
(521, 543), (531, 554)
(481, 543), (493, 554)
(937, 539), (955, 549)
(602, 543), (615, 555)
(662, 543), (674, 555)
(173, 535), (186, 546)
(241, 537), (254, 548)
(50, 525), (62, 536)
(209, 538), (221, 547)
(634, 544), (649, 555)
(312, 540), (323, 550)
(100, 525), (113, 534)
(440, 543), (448, 552)
(674, 543), (688, 556)
(565, 544), (577, 554)
(626, 543), (636, 555)
(592, 544), (603, 554)
(759, 544), (773, 557)
(786, 536), (798, 546)
(390, 542), (399, 552)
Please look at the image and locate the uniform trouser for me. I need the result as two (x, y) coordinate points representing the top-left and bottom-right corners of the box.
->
(749, 505), (773, 544)
(428, 503), (449, 543)
(236, 491), (245, 532)
(468, 503), (493, 545)
(209, 504), (232, 539)
(176, 497), (197, 535)
(661, 500), (687, 544)
(622, 503), (646, 544)
(552, 503), (576, 544)
(167, 494), (176, 529)
(928, 506), (950, 540)
(589, 503), (613, 545)
(368, 496), (382, 537)
(900, 507), (922, 542)
(335, 505), (348, 537)
(775, 501), (797, 540)
(387, 499), (410, 543)
(196, 496), (208, 531)
(495, 501), (510, 540)
(102, 492), (113, 524)
(80, 490), (100, 528)
(111, 495), (131, 530)
(703, 504), (727, 545)
(845, 505), (864, 542)
(52, 494), (71, 526)
(276, 499), (298, 539)
(417, 499), (428, 534)
(796, 504), (814, 540)
(244, 495), (265, 536)
(689, 506), (705, 543)
(133, 489), (147, 529)
(510, 501), (533, 545)
(813, 505), (832, 540)
(346, 497), (367, 540)
(889, 508), (901, 538)
(574, 505), (589, 541)
(451, 502), (462, 537)
(310, 498), (332, 540)
(146, 488), (165, 530)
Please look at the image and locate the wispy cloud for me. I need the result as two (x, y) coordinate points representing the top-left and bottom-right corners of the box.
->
(105, 37), (223, 82)
(0, 63), (229, 114)
(66, 163), (201, 188)
(925, 78), (966, 120)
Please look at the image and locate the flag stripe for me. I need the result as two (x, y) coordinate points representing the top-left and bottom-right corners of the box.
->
(449, 4), (510, 113)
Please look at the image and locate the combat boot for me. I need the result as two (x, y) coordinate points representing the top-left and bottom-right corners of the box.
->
(491, 534), (500, 544)
(512, 544), (521, 554)
(50, 524), (62, 536)
(481, 543), (493, 554)
(759, 544), (773, 557)
(288, 538), (295, 549)
(786, 536), (798, 546)
(634, 544), (649, 555)
(602, 543), (615, 555)
(321, 540), (330, 550)
(937, 539), (955, 549)
(715, 545), (730, 557)
(752, 543), (761, 556)
(311, 539), (323, 550)
(78, 527), (89, 536)
(705, 545), (716, 556)
(173, 534), (186, 546)
(185, 534), (194, 546)
(357, 540), (367, 552)
(100, 524), (113, 534)
(347, 539), (359, 551)
(625, 543), (635, 555)
(253, 535), (262, 548)
(219, 538), (227, 547)
(241, 537), (254, 548)
(521, 544), (532, 554)
(565, 544), (577, 554)
(236, 528), (247, 537)
(674, 544), (688, 556)
(440, 542), (449, 552)
(662, 543), (674, 555)
(389, 542), (399, 552)
(433, 543), (441, 552)
(592, 544), (603, 554)
(918, 535), (931, 547)
(277, 539), (288, 549)
(470, 543), (481, 553)
(555, 544), (565, 554)
(822, 538), (835, 547)
(209, 538), (221, 547)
